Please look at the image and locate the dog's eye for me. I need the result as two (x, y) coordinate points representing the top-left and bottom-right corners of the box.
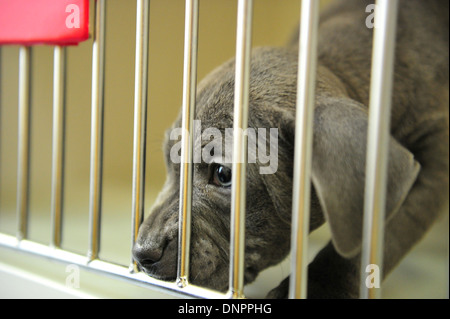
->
(211, 165), (232, 188)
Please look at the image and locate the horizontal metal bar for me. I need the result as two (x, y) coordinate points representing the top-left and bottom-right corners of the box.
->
(0, 233), (226, 299)
(360, 0), (399, 299)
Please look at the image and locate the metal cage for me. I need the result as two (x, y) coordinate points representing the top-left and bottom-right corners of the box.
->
(0, 0), (448, 299)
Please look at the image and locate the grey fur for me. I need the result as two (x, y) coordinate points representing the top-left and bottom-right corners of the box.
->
(133, 0), (449, 298)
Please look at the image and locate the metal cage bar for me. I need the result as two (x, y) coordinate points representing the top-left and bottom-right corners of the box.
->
(360, 0), (399, 299)
(50, 46), (67, 248)
(177, 0), (199, 288)
(0, 48), (2, 211)
(16, 46), (32, 241)
(289, 0), (319, 300)
(0, 0), (433, 301)
(229, 0), (253, 299)
(88, 0), (106, 261)
(130, 0), (150, 273)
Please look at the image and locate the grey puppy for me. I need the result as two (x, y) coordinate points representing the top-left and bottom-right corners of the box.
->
(133, 0), (449, 298)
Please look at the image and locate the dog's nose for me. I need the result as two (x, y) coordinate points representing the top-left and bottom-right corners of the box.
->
(132, 241), (165, 267)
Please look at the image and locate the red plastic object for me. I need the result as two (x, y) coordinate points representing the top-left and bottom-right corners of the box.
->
(0, 0), (89, 46)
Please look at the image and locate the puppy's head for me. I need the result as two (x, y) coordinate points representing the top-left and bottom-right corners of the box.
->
(132, 47), (324, 291)
(132, 46), (420, 292)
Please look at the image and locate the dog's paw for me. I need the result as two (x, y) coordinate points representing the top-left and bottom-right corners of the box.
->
(307, 275), (358, 299)
(265, 274), (358, 299)
(266, 277), (290, 299)
(306, 241), (360, 299)
(266, 242), (360, 299)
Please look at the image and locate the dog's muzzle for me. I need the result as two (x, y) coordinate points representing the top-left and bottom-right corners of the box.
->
(132, 236), (178, 280)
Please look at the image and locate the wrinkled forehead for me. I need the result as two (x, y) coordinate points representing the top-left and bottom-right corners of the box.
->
(167, 69), (235, 135)
(164, 46), (298, 143)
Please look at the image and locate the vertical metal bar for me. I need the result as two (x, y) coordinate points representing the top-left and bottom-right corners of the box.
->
(16, 46), (32, 241)
(50, 46), (67, 248)
(288, 0), (319, 299)
(177, 0), (199, 288)
(88, 0), (106, 261)
(0, 48), (2, 210)
(228, 0), (253, 299)
(130, 0), (150, 273)
(360, 0), (398, 299)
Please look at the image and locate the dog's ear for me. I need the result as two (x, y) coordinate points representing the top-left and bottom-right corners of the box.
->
(280, 96), (420, 258)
